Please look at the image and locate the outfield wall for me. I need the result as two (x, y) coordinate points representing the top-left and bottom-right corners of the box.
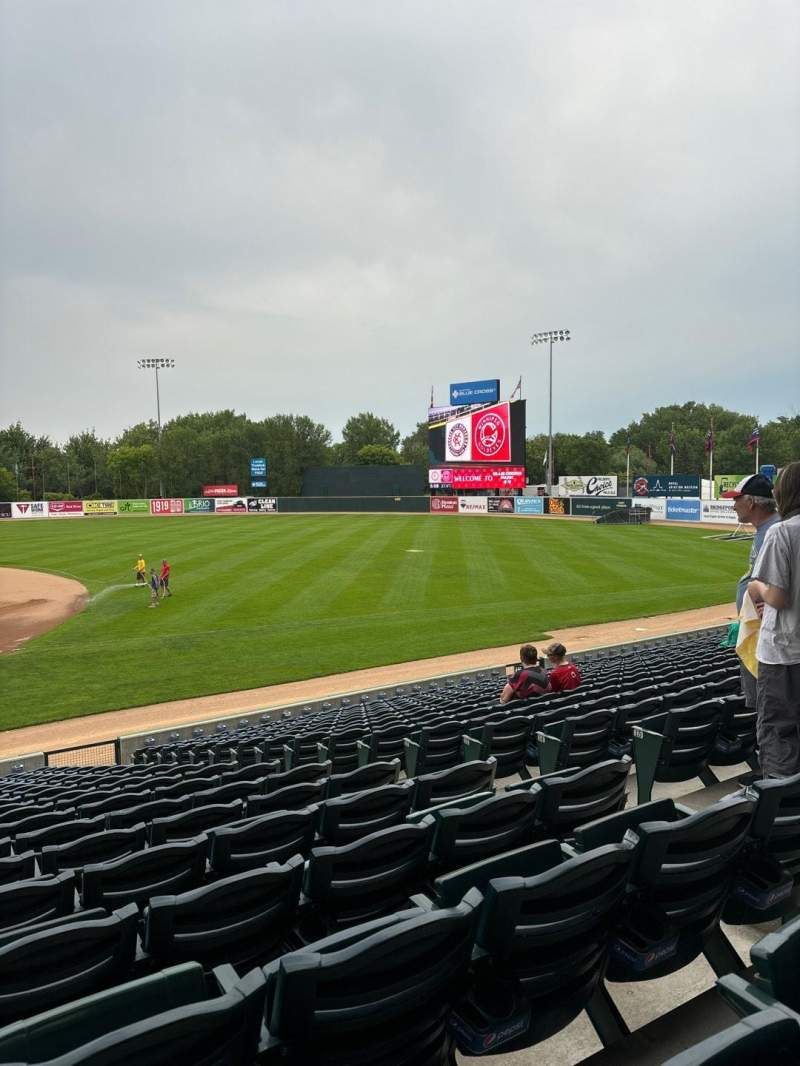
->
(0, 495), (737, 523)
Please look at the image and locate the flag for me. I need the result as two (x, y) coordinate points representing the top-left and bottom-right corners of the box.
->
(510, 376), (522, 400)
(668, 430), (677, 455)
(543, 449), (548, 468)
(429, 386), (434, 407)
(704, 429), (714, 454)
(746, 426), (760, 452)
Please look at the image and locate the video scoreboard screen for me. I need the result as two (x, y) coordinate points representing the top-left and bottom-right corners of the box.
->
(428, 399), (526, 466)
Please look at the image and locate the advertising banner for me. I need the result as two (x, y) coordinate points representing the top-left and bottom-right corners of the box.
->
(545, 498), (570, 516)
(250, 458), (267, 478)
(430, 497), (459, 513)
(48, 501), (83, 517)
(429, 466), (526, 490)
(666, 498), (701, 521)
(0, 502), (12, 519)
(251, 480), (267, 489)
(714, 474), (748, 497)
(214, 497), (248, 513)
(444, 402), (511, 463)
(488, 497), (516, 514)
(12, 501), (48, 518)
(83, 500), (119, 515)
(457, 496), (489, 514)
(247, 497), (277, 512)
(633, 498), (666, 519)
(449, 379), (500, 406)
(558, 475), (618, 497)
(118, 499), (150, 514)
(184, 497), (215, 513)
(633, 475), (701, 498)
(701, 499), (738, 523)
(570, 497), (631, 517)
(202, 484), (238, 497)
(150, 498), (184, 515)
(515, 497), (544, 515)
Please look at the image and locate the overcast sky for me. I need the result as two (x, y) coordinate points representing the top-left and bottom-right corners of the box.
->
(1, 0), (798, 446)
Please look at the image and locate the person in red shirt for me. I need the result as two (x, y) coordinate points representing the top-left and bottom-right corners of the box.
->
(545, 642), (581, 692)
(159, 559), (172, 597)
(500, 645), (549, 703)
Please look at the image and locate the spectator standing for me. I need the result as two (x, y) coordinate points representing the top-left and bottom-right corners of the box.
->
(148, 568), (161, 607)
(500, 645), (549, 703)
(160, 559), (172, 597)
(721, 474), (780, 708)
(747, 462), (800, 778)
(134, 554), (146, 585)
(545, 643), (582, 692)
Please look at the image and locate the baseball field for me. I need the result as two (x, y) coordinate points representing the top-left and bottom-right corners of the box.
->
(0, 514), (747, 729)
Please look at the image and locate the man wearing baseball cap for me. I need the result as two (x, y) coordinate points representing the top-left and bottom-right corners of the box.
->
(721, 473), (779, 710)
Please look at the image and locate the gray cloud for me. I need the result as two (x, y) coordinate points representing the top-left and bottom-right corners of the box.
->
(1, 0), (798, 443)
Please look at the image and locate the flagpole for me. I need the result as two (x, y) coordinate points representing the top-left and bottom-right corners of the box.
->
(670, 422), (674, 476)
(755, 438), (759, 474)
(709, 418), (714, 499)
(626, 448), (630, 498)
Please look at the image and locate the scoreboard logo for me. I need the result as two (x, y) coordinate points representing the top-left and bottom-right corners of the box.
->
(446, 422), (469, 458)
(473, 410), (506, 459)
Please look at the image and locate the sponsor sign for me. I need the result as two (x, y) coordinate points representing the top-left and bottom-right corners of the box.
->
(184, 497), (215, 513)
(83, 500), (119, 515)
(247, 497), (277, 512)
(633, 498), (666, 519)
(714, 474), (749, 497)
(545, 498), (570, 515)
(118, 499), (150, 514)
(250, 457), (267, 478)
(666, 498), (701, 521)
(760, 464), (777, 482)
(202, 484), (238, 497)
(12, 501), (48, 518)
(558, 475), (618, 497)
(488, 496), (516, 514)
(444, 402), (511, 463)
(429, 466), (526, 490)
(701, 499), (738, 523)
(570, 497), (632, 517)
(514, 497), (544, 515)
(0, 502), (12, 519)
(449, 379), (500, 406)
(48, 501), (83, 517)
(251, 480), (267, 489)
(633, 475), (701, 498)
(457, 496), (489, 514)
(150, 498), (184, 515)
(430, 496), (459, 513)
(214, 497), (248, 513)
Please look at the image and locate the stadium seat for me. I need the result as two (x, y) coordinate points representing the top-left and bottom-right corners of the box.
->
(422, 788), (542, 871)
(105, 796), (194, 830)
(152, 776), (221, 801)
(247, 780), (327, 817)
(218, 761), (280, 785)
(141, 857), (303, 970)
(190, 780), (266, 807)
(0, 851), (35, 886)
(534, 708), (622, 773)
(264, 762), (332, 792)
(318, 728), (368, 773)
(14, 815), (107, 854)
(81, 836), (208, 910)
(632, 699), (729, 803)
(209, 808), (317, 875)
(0, 903), (139, 1024)
(148, 800), (244, 846)
(324, 758), (401, 797)
(661, 1007), (800, 1066)
(316, 782), (415, 845)
(508, 757), (631, 837)
(260, 890), (482, 1064)
(0, 961), (266, 1066)
(40, 823), (147, 876)
(0, 872), (75, 934)
(462, 714), (534, 777)
(356, 724), (410, 769)
(302, 821), (435, 932)
(404, 719), (467, 777)
(0, 809), (76, 840)
(411, 758), (497, 812)
(709, 694), (758, 769)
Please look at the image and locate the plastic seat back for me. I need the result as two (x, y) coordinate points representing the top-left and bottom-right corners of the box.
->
(209, 808), (317, 874)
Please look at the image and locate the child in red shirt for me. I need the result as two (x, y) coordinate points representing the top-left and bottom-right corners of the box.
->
(545, 642), (582, 692)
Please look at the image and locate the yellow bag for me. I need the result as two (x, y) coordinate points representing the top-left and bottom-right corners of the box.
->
(736, 594), (761, 678)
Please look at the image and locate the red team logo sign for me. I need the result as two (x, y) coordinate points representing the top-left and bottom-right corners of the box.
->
(473, 410), (507, 460)
(633, 477), (650, 497)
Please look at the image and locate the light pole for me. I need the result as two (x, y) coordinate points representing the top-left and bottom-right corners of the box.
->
(530, 329), (570, 494)
(137, 358), (175, 497)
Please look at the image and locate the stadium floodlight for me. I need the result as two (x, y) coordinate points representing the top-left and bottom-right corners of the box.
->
(530, 330), (571, 495)
(136, 357), (175, 497)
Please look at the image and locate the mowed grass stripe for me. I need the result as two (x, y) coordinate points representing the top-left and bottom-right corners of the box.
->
(0, 514), (748, 727)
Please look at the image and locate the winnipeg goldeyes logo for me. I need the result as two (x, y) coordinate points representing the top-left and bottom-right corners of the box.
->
(447, 422), (469, 457)
(474, 411), (506, 457)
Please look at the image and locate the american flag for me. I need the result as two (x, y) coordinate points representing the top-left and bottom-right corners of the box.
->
(668, 430), (677, 455)
(704, 429), (714, 454)
(746, 426), (760, 452)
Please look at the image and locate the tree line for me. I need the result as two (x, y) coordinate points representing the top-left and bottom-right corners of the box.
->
(0, 402), (797, 501)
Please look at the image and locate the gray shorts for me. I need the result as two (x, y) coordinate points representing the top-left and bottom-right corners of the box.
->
(756, 661), (800, 778)
(740, 663), (757, 709)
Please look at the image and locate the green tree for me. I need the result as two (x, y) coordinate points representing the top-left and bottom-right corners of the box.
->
(0, 466), (17, 500)
(354, 444), (400, 465)
(400, 421), (430, 466)
(340, 413), (400, 463)
(107, 444), (158, 498)
(260, 414), (332, 496)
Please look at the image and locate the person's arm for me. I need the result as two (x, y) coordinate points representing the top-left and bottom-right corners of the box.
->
(747, 579), (788, 611)
(500, 682), (514, 704)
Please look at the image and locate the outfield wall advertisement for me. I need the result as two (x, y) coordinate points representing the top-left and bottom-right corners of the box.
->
(701, 499), (737, 523)
(48, 501), (83, 516)
(430, 497), (459, 513)
(570, 497), (631, 517)
(558, 476), (618, 497)
(633, 475), (701, 497)
(12, 502), (48, 518)
(118, 499), (149, 514)
(150, 498), (185, 515)
(487, 497), (516, 514)
(184, 498), (215, 513)
(514, 497), (544, 515)
(83, 500), (118, 515)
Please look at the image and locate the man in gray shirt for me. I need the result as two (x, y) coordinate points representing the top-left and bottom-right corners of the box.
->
(721, 474), (780, 708)
(747, 462), (800, 778)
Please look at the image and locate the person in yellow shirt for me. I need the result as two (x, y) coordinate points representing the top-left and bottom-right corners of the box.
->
(134, 554), (147, 585)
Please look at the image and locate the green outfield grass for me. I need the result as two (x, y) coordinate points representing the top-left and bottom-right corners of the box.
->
(0, 514), (747, 729)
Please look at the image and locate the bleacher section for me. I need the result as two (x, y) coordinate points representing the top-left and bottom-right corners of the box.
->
(0, 630), (795, 1063)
